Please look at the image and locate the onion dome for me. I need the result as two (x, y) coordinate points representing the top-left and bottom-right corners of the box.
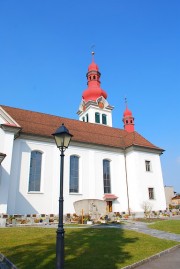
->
(123, 107), (133, 117)
(82, 52), (107, 102)
(88, 61), (99, 72)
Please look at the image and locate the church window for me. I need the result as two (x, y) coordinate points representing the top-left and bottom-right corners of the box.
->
(28, 151), (42, 192)
(148, 188), (154, 199)
(86, 114), (89, 122)
(93, 75), (96, 79)
(95, 112), (100, 123)
(82, 117), (85, 122)
(103, 159), (111, 193)
(145, 160), (151, 172)
(69, 155), (79, 193)
(126, 120), (128, 124)
(102, 114), (107, 125)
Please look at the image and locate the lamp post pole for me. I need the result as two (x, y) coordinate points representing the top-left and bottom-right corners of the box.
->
(52, 123), (73, 269)
(56, 147), (65, 269)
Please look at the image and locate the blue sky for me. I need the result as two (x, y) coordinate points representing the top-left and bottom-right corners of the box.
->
(0, 0), (180, 192)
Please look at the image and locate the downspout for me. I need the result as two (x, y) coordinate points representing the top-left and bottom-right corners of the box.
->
(123, 149), (130, 215)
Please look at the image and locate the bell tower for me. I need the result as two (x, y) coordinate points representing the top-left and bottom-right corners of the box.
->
(77, 52), (114, 127)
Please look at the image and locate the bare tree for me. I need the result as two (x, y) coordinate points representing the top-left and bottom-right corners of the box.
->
(141, 201), (153, 218)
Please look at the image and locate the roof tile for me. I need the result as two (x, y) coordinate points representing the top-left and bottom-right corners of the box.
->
(1, 105), (163, 152)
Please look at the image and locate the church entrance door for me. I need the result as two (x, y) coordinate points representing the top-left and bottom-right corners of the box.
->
(106, 201), (112, 212)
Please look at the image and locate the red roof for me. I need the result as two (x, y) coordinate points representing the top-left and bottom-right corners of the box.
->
(1, 105), (163, 152)
(103, 194), (118, 200)
(172, 195), (180, 200)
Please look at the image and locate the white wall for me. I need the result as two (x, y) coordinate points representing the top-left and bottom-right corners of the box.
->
(0, 129), (16, 213)
(126, 150), (166, 213)
(5, 136), (166, 216)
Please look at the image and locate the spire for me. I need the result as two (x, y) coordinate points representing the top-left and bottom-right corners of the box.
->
(91, 51), (95, 62)
(123, 98), (135, 132)
(82, 52), (107, 102)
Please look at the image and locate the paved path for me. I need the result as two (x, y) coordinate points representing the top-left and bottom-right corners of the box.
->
(117, 220), (180, 268)
(122, 246), (180, 269)
(121, 220), (180, 242)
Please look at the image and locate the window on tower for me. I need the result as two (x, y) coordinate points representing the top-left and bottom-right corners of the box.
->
(86, 114), (89, 122)
(102, 114), (107, 125)
(95, 112), (100, 123)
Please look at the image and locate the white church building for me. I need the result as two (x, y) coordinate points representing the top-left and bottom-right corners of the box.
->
(0, 54), (166, 217)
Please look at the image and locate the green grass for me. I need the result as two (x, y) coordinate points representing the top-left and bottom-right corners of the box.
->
(148, 220), (180, 234)
(0, 227), (178, 269)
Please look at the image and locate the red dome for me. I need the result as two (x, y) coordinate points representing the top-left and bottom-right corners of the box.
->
(123, 108), (132, 117)
(88, 62), (99, 71)
(82, 87), (107, 102)
(82, 56), (107, 102)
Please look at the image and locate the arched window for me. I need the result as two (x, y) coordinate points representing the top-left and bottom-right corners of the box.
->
(28, 151), (42, 192)
(95, 112), (100, 123)
(103, 159), (111, 193)
(69, 155), (79, 193)
(102, 114), (107, 125)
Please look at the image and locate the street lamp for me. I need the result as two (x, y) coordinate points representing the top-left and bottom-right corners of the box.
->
(52, 123), (73, 269)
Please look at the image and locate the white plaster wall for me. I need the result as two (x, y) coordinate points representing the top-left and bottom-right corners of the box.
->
(7, 138), (129, 215)
(8, 139), (58, 214)
(126, 150), (166, 213)
(63, 145), (128, 214)
(5, 135), (166, 216)
(0, 129), (15, 213)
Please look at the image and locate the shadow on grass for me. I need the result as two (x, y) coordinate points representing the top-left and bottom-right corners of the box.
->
(0, 226), (138, 269)
(65, 226), (138, 269)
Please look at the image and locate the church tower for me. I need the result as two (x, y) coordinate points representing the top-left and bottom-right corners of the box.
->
(123, 99), (135, 132)
(77, 52), (114, 126)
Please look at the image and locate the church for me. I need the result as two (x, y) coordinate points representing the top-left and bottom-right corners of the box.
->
(0, 53), (166, 217)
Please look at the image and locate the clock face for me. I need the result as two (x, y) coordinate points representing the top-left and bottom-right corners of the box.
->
(98, 102), (104, 109)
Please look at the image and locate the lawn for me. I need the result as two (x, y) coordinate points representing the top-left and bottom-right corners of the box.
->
(0, 226), (178, 269)
(148, 219), (180, 234)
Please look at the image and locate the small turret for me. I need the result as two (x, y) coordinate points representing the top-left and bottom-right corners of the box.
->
(123, 98), (135, 132)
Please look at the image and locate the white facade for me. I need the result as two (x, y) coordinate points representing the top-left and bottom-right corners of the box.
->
(0, 114), (166, 216)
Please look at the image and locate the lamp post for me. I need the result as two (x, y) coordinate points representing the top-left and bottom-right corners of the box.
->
(52, 123), (73, 269)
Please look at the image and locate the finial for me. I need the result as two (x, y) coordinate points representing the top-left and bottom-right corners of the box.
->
(90, 44), (95, 62)
(125, 97), (128, 109)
